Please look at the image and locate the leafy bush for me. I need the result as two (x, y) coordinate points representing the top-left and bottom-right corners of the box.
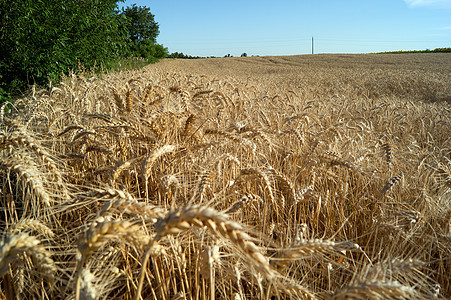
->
(129, 40), (168, 61)
(0, 0), (129, 95)
(0, 75), (11, 106)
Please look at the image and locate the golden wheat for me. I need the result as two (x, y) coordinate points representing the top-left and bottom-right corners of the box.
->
(1, 53), (449, 299)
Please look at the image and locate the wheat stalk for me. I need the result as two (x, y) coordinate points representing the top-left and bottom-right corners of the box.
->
(78, 269), (97, 300)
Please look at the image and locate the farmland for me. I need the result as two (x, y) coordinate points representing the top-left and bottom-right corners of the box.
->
(1, 53), (450, 299)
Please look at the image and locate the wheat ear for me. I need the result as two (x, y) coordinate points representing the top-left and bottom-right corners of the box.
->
(332, 280), (415, 299)
(111, 161), (132, 183)
(134, 205), (271, 300)
(267, 167), (296, 205)
(2, 128), (63, 183)
(125, 85), (134, 112)
(157, 206), (270, 270)
(275, 239), (360, 260)
(141, 145), (177, 181)
(380, 175), (402, 196)
(204, 128), (256, 151)
(141, 145), (178, 200)
(183, 113), (196, 138)
(0, 101), (15, 122)
(2, 155), (51, 207)
(111, 86), (124, 110)
(10, 219), (55, 238)
(380, 142), (393, 166)
(77, 217), (147, 263)
(240, 168), (276, 206)
(76, 217), (148, 300)
(275, 275), (317, 299)
(100, 197), (166, 223)
(0, 233), (56, 277)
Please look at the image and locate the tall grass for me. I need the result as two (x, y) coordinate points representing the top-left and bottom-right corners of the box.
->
(1, 53), (449, 299)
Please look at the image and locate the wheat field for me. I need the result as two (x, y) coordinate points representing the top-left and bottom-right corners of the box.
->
(0, 53), (450, 299)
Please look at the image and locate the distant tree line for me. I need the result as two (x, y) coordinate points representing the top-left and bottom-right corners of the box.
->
(378, 47), (451, 54)
(167, 52), (250, 59)
(0, 1), (167, 100)
(168, 52), (203, 59)
(224, 53), (249, 57)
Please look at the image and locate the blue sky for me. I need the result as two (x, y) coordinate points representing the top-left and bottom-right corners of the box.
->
(120, 0), (451, 57)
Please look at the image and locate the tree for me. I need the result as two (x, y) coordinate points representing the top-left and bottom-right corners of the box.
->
(121, 4), (167, 60)
(122, 4), (159, 44)
(0, 0), (128, 95)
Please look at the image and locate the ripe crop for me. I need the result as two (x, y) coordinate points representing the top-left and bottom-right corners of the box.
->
(1, 53), (450, 299)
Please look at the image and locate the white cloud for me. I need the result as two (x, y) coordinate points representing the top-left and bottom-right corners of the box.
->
(404, 0), (451, 9)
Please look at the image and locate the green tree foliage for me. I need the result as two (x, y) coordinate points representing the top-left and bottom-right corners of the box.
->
(121, 4), (167, 60)
(122, 4), (159, 44)
(0, 75), (10, 104)
(0, 0), (129, 96)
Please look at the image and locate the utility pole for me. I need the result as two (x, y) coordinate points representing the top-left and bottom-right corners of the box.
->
(312, 37), (314, 54)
